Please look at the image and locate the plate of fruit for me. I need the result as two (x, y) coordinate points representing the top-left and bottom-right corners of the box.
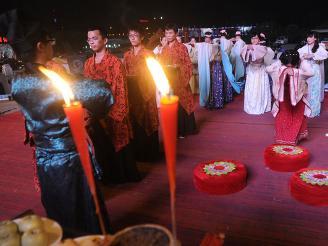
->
(0, 215), (62, 246)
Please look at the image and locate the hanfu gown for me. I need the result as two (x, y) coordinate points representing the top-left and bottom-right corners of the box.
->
(241, 45), (274, 115)
(298, 44), (328, 117)
(266, 60), (314, 145)
(12, 63), (113, 235)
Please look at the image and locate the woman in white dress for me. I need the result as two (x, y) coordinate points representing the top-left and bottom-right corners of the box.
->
(298, 32), (328, 117)
(241, 33), (273, 115)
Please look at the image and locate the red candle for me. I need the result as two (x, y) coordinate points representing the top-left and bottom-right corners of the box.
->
(160, 96), (179, 241)
(160, 96), (179, 195)
(63, 102), (95, 195)
(146, 57), (179, 241)
(64, 102), (107, 235)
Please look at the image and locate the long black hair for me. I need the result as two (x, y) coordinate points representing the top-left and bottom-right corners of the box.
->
(249, 31), (263, 44)
(127, 23), (144, 37)
(164, 23), (178, 33)
(279, 49), (300, 68)
(306, 31), (319, 53)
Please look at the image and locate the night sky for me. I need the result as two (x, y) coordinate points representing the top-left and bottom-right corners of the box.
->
(1, 0), (327, 29)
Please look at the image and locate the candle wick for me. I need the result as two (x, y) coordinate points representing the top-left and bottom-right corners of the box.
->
(168, 88), (174, 99)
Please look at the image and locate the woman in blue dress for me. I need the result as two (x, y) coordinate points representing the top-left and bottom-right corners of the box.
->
(298, 32), (328, 117)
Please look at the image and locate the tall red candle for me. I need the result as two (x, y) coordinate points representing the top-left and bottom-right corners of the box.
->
(146, 58), (179, 242)
(64, 102), (107, 235)
(160, 96), (179, 241)
(160, 96), (179, 195)
(63, 102), (95, 194)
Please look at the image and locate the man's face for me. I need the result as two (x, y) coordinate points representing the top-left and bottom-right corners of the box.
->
(38, 36), (55, 61)
(190, 38), (196, 45)
(128, 31), (142, 47)
(307, 35), (316, 45)
(45, 42), (54, 60)
(87, 30), (107, 52)
(165, 29), (177, 43)
(176, 36), (182, 43)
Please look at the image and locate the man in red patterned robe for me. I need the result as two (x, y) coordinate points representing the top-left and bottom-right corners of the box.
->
(160, 23), (197, 138)
(84, 26), (140, 183)
(123, 25), (159, 162)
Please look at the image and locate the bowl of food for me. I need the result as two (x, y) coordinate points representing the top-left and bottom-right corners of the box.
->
(0, 215), (62, 246)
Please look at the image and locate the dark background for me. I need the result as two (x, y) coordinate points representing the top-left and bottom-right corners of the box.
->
(1, 0), (327, 29)
(1, 0), (327, 53)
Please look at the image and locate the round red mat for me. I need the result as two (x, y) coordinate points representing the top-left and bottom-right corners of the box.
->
(290, 168), (328, 206)
(264, 144), (310, 172)
(193, 160), (247, 195)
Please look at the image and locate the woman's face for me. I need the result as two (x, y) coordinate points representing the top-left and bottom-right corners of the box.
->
(205, 37), (212, 44)
(307, 35), (316, 45)
(251, 35), (259, 45)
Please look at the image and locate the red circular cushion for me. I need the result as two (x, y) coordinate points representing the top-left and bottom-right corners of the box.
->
(193, 160), (247, 195)
(290, 168), (328, 206)
(264, 144), (310, 172)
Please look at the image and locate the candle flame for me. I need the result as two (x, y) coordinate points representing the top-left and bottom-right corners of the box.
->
(146, 57), (170, 96)
(39, 66), (74, 106)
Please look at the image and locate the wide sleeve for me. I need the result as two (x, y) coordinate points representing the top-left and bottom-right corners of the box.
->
(133, 50), (156, 103)
(210, 44), (219, 62)
(265, 60), (281, 74)
(266, 60), (281, 100)
(299, 60), (315, 79)
(122, 52), (129, 73)
(313, 45), (328, 61)
(178, 45), (193, 87)
(83, 58), (93, 78)
(73, 79), (114, 118)
(297, 47), (306, 61)
(190, 47), (198, 64)
(240, 45), (250, 63)
(264, 47), (275, 66)
(106, 59), (128, 122)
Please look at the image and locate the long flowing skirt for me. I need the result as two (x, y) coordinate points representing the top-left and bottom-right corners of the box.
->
(206, 61), (233, 109)
(87, 120), (141, 184)
(307, 63), (322, 117)
(244, 64), (271, 115)
(131, 119), (159, 162)
(275, 100), (308, 145)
